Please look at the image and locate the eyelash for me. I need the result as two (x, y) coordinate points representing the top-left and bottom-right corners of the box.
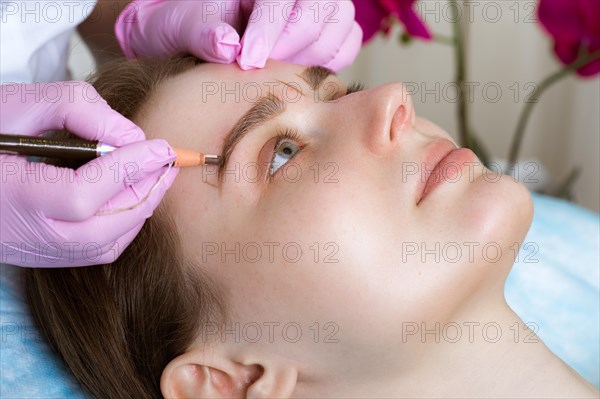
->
(267, 82), (365, 178)
(273, 128), (303, 146)
(346, 82), (365, 93)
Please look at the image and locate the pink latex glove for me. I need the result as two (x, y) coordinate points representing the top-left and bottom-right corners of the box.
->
(115, 0), (362, 72)
(0, 82), (178, 268)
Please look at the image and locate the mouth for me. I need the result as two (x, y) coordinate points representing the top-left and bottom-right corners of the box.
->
(415, 138), (458, 205)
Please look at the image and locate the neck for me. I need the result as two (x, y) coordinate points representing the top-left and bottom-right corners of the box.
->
(302, 286), (598, 398)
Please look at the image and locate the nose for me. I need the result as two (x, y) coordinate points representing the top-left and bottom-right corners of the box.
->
(360, 83), (415, 157)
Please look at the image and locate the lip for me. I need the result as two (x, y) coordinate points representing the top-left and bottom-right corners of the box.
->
(415, 139), (458, 205)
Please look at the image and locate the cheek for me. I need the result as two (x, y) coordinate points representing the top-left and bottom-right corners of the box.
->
(252, 169), (399, 271)
(227, 175), (431, 332)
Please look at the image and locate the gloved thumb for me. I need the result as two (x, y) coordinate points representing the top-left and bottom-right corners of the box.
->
(187, 22), (241, 63)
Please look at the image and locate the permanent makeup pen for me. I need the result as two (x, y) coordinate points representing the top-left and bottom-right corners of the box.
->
(0, 134), (222, 167)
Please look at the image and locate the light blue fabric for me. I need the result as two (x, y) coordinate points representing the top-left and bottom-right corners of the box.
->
(0, 264), (87, 398)
(1, 192), (599, 396)
(505, 192), (600, 388)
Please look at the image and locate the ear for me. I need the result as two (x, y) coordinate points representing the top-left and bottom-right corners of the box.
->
(160, 349), (297, 398)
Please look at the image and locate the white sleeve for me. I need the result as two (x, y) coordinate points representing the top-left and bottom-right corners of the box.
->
(0, 0), (97, 84)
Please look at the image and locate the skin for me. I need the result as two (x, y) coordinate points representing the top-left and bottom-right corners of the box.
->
(132, 61), (597, 398)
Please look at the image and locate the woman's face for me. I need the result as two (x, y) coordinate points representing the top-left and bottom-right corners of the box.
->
(140, 61), (533, 377)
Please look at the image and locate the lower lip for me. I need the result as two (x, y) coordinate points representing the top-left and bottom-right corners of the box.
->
(419, 148), (477, 203)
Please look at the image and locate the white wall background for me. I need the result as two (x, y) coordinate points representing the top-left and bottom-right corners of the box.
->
(68, 0), (600, 212)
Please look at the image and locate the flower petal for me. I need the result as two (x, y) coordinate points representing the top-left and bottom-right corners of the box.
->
(398, 4), (432, 40)
(538, 0), (583, 45)
(578, 0), (600, 51)
(554, 39), (580, 65)
(353, 0), (388, 43)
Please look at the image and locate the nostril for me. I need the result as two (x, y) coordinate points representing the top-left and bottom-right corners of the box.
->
(390, 104), (407, 142)
(366, 83), (415, 157)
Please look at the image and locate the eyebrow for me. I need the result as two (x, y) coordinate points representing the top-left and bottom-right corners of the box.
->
(301, 66), (335, 91)
(218, 66), (335, 182)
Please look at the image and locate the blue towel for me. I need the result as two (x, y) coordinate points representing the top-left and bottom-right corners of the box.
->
(1, 192), (599, 396)
(505, 193), (600, 387)
(1, 264), (87, 398)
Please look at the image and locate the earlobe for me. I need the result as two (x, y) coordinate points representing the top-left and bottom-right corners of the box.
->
(160, 350), (297, 398)
(246, 366), (297, 399)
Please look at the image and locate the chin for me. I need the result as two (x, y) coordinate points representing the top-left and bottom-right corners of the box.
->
(460, 174), (534, 259)
(423, 170), (530, 248)
(427, 174), (535, 304)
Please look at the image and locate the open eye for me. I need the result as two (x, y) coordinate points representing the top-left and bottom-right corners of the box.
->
(266, 82), (364, 178)
(270, 138), (300, 175)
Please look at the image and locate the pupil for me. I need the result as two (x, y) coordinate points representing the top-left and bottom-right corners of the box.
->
(282, 146), (293, 155)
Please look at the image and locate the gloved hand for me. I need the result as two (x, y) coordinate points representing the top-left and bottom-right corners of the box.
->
(115, 0), (362, 72)
(0, 82), (178, 268)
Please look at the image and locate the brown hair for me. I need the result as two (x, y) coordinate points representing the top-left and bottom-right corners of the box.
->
(23, 56), (224, 398)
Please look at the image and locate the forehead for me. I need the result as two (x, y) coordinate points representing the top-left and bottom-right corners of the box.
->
(138, 61), (321, 153)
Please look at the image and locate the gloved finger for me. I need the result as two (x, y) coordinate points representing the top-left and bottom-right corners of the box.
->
(49, 82), (145, 146)
(79, 221), (145, 266)
(96, 164), (179, 216)
(268, 1), (323, 60)
(1, 82), (143, 145)
(280, 1), (356, 69)
(27, 140), (175, 221)
(323, 22), (363, 72)
(237, 0), (297, 69)
(99, 221), (145, 263)
(51, 166), (178, 247)
(41, 221), (144, 267)
(187, 22), (241, 63)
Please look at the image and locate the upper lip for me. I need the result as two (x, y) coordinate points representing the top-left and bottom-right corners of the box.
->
(415, 138), (458, 205)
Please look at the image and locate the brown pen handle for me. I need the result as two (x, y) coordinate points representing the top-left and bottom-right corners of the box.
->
(0, 134), (98, 161)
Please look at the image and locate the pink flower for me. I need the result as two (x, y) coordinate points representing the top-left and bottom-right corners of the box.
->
(538, 0), (600, 77)
(353, 0), (432, 43)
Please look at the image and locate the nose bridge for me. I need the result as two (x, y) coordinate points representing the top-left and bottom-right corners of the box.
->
(362, 83), (415, 157)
